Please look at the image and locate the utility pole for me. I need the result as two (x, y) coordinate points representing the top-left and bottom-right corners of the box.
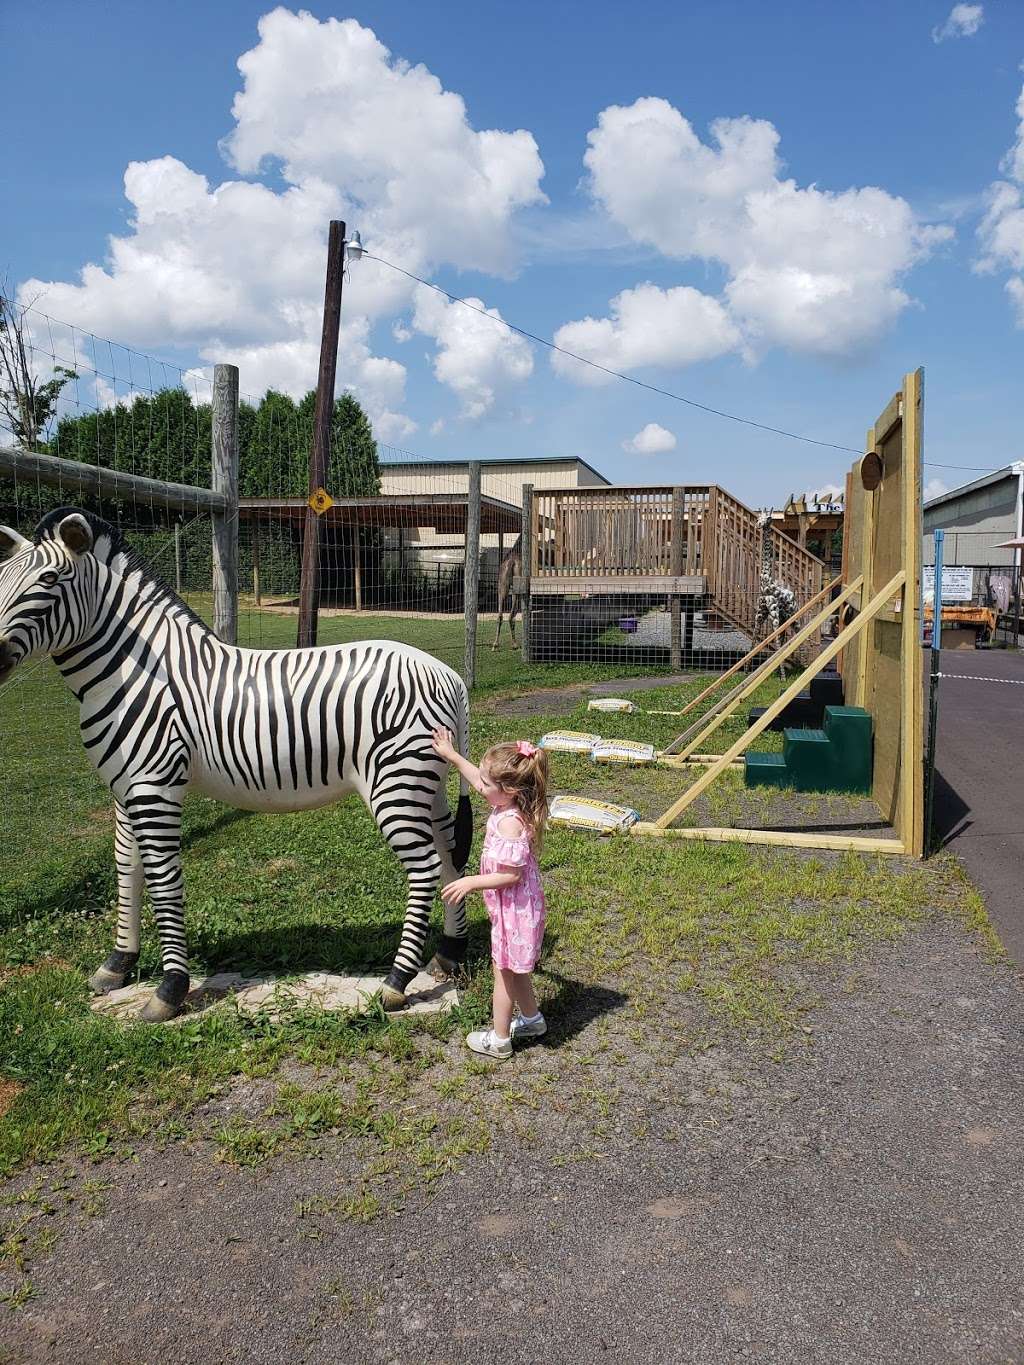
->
(297, 220), (346, 649)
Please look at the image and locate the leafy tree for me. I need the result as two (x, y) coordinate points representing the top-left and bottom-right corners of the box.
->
(0, 292), (77, 450)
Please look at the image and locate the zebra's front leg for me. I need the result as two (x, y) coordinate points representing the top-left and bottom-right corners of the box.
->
(121, 788), (192, 1023)
(88, 801), (143, 995)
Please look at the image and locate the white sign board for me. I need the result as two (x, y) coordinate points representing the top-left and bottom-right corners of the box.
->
(923, 566), (974, 604)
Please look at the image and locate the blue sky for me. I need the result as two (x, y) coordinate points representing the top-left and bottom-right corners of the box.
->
(4, 0), (1024, 506)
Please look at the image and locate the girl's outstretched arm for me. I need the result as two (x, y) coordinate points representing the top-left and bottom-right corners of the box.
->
(431, 726), (486, 793)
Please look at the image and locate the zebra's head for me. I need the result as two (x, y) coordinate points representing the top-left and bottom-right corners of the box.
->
(0, 511), (98, 683)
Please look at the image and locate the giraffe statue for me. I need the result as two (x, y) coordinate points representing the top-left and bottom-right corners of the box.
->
(492, 536), (522, 649)
(753, 510), (798, 677)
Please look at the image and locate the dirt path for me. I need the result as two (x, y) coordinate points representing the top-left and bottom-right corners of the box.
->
(3, 918), (1022, 1365)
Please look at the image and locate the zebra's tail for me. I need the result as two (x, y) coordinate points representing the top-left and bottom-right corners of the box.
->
(453, 680), (473, 870)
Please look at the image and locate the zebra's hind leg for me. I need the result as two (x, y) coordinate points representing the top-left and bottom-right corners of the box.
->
(425, 789), (470, 982)
(120, 788), (192, 1023)
(377, 794), (445, 1011)
(89, 801), (143, 995)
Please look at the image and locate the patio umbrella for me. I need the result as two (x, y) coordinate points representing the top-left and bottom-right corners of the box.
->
(994, 536), (1024, 549)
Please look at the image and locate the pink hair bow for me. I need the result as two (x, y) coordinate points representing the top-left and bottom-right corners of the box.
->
(516, 740), (537, 757)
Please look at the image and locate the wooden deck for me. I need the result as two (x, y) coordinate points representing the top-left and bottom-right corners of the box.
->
(513, 574), (706, 597)
(520, 482), (827, 665)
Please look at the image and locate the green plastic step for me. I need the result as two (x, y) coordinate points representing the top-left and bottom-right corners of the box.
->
(781, 728), (834, 791)
(744, 752), (790, 789)
(823, 705), (873, 794)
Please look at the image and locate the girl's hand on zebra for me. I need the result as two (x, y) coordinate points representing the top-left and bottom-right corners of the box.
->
(440, 876), (475, 905)
(431, 727), (456, 760)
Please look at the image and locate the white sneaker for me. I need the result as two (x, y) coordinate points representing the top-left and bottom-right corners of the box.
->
(510, 1012), (547, 1040)
(466, 1029), (513, 1060)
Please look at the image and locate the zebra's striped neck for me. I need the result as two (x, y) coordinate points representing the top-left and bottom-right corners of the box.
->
(53, 555), (219, 702)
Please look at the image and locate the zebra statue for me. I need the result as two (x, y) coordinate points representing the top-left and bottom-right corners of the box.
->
(753, 509), (797, 678)
(0, 508), (473, 1022)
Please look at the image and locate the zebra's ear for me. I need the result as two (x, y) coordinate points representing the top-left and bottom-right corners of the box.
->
(57, 514), (94, 556)
(0, 526), (31, 559)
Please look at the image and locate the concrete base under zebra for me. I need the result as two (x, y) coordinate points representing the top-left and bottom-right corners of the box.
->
(89, 970), (458, 1024)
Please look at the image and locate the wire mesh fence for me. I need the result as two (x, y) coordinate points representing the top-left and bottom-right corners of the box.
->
(0, 297), (839, 895)
(922, 528), (1023, 648)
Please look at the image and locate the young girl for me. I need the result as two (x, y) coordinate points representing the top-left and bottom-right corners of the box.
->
(430, 728), (549, 1061)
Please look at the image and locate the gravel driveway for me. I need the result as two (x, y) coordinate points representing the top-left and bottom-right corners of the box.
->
(2, 916), (1022, 1365)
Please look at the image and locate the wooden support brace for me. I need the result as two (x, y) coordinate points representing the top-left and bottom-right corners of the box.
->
(653, 569), (905, 830)
(666, 575), (864, 761)
(631, 824), (906, 855)
(669, 574), (842, 722)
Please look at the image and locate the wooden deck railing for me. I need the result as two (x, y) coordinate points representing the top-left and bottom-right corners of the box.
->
(527, 484), (826, 642)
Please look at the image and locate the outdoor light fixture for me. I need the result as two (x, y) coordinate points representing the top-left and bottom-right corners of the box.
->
(344, 230), (365, 263)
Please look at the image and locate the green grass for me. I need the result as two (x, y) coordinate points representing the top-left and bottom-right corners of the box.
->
(0, 603), (998, 1191)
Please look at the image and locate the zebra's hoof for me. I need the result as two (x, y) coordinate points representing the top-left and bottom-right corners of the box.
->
(380, 984), (407, 1012)
(139, 994), (183, 1023)
(425, 952), (460, 982)
(88, 965), (127, 996)
(88, 950), (140, 995)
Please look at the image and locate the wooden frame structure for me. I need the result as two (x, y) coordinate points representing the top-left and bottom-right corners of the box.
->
(633, 370), (925, 857)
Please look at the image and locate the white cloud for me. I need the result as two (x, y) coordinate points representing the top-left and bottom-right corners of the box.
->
(976, 83), (1024, 325)
(622, 422), (677, 455)
(553, 96), (950, 380)
(925, 477), (951, 501)
(411, 285), (533, 420)
(223, 8), (545, 279)
(552, 282), (741, 384)
(16, 12), (547, 438)
(430, 418), (446, 436)
(932, 4), (984, 42)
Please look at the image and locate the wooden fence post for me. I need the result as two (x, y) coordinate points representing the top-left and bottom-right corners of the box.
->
(251, 520), (262, 605)
(670, 486), (684, 670)
(520, 483), (533, 663)
(174, 522), (183, 596)
(298, 219), (346, 649)
(463, 461), (481, 687)
(211, 363), (239, 644)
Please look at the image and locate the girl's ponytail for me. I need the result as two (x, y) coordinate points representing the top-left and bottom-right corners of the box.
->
(483, 741), (550, 847)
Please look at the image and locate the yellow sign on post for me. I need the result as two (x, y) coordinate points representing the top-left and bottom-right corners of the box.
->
(308, 488), (334, 515)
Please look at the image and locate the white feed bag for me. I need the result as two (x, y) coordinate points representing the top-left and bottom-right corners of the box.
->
(591, 739), (657, 765)
(548, 795), (640, 834)
(539, 731), (603, 753)
(587, 698), (637, 714)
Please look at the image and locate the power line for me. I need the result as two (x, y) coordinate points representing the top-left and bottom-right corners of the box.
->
(365, 252), (864, 457)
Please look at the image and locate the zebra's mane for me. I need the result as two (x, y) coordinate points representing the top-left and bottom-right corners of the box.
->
(33, 507), (210, 631)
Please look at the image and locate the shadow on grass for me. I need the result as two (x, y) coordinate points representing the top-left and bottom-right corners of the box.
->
(3, 805), (255, 930)
(538, 966), (630, 1047)
(204, 919), (493, 979)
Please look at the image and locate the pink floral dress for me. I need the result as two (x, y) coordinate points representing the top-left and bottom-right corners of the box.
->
(480, 806), (546, 973)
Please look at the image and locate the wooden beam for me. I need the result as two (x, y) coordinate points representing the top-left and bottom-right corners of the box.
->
(632, 823), (906, 855)
(667, 574), (842, 722)
(521, 574), (706, 596)
(521, 482), (533, 663)
(0, 445), (228, 515)
(855, 427), (877, 710)
(901, 368), (925, 856)
(670, 486), (684, 671)
(653, 570), (905, 829)
(211, 363), (239, 645)
(463, 460), (481, 687)
(665, 576), (863, 761)
(297, 219), (345, 650)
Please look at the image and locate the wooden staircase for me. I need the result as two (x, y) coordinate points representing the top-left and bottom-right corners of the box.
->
(521, 484), (827, 661)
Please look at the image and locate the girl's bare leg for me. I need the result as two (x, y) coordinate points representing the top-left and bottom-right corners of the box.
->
(493, 969), (516, 1039)
(506, 969), (539, 1018)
